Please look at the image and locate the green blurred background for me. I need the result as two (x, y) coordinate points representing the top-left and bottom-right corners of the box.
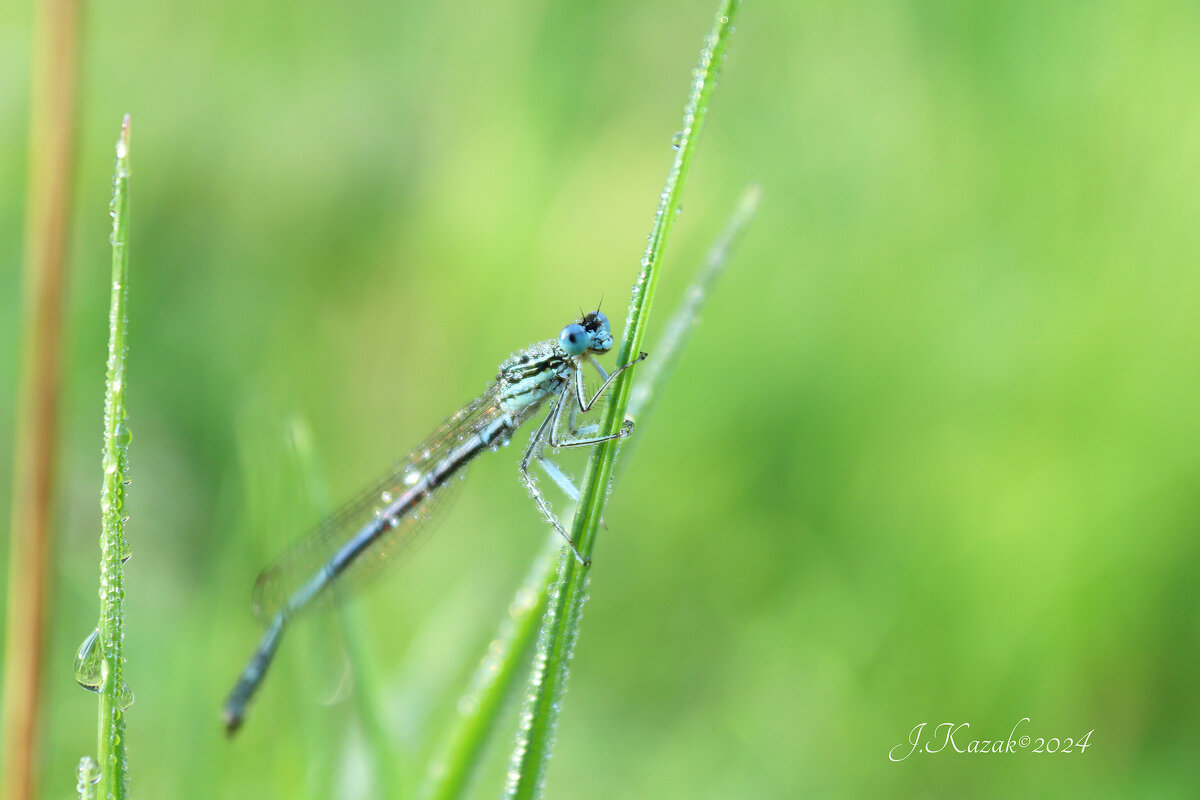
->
(4, 0), (1200, 797)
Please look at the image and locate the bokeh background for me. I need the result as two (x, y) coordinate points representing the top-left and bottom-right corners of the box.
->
(4, 1), (1200, 797)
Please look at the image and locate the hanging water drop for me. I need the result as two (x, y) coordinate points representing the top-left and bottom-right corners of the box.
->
(76, 755), (100, 798)
(118, 682), (135, 710)
(74, 628), (103, 692)
(671, 131), (684, 151)
(114, 420), (132, 448)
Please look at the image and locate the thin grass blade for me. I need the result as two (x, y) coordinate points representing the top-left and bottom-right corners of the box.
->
(627, 183), (761, 427)
(288, 417), (403, 800)
(503, 3), (742, 798)
(95, 113), (134, 800)
(419, 533), (560, 800)
(421, 183), (758, 800)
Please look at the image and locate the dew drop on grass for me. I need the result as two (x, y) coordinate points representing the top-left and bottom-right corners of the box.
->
(74, 628), (103, 691)
(114, 420), (132, 448)
(74, 628), (134, 709)
(118, 682), (135, 710)
(671, 131), (684, 151)
(76, 755), (100, 795)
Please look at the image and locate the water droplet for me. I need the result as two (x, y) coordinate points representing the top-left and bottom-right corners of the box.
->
(671, 131), (684, 151)
(403, 467), (420, 486)
(510, 587), (537, 615)
(118, 682), (135, 710)
(77, 755), (100, 796)
(119, 539), (132, 564)
(380, 491), (393, 504)
(114, 421), (132, 448)
(75, 628), (103, 691)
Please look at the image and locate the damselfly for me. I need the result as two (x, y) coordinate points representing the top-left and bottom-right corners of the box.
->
(222, 309), (645, 732)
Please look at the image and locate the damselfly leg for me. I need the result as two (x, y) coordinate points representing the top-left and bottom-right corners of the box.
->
(518, 351), (646, 565)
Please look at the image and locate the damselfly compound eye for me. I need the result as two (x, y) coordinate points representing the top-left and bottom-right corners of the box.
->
(559, 323), (589, 356)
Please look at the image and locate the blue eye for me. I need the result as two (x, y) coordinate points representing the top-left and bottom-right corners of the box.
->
(559, 323), (589, 356)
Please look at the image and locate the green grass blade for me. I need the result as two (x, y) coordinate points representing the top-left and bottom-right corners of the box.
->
(503, 3), (741, 798)
(627, 184), (761, 426)
(95, 114), (133, 800)
(419, 533), (560, 800)
(336, 603), (402, 799)
(288, 418), (403, 800)
(421, 185), (758, 800)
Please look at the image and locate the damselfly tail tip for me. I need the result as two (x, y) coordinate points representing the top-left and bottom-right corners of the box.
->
(222, 704), (245, 737)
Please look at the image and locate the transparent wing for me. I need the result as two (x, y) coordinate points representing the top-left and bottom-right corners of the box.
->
(251, 387), (507, 622)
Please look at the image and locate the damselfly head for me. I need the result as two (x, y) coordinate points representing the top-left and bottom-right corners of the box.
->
(560, 311), (612, 356)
